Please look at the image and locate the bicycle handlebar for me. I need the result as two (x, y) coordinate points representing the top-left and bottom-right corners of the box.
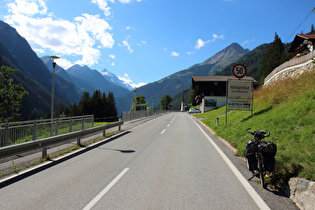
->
(245, 128), (254, 134)
(245, 128), (270, 138)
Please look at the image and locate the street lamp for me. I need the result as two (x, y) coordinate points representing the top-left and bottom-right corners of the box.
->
(49, 56), (60, 137)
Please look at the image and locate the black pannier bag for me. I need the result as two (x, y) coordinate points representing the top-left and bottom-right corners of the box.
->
(261, 141), (277, 172)
(245, 140), (258, 171)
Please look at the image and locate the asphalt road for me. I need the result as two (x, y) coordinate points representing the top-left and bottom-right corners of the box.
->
(0, 112), (298, 209)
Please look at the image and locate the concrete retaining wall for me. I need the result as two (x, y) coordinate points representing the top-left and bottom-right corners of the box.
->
(289, 178), (315, 210)
(264, 59), (314, 85)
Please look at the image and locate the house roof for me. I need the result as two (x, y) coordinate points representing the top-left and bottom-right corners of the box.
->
(192, 75), (258, 90)
(289, 34), (315, 52)
(296, 34), (315, 40)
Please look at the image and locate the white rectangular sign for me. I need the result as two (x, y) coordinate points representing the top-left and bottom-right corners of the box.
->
(228, 79), (252, 98)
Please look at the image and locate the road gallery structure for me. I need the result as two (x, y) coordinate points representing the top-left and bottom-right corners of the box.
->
(191, 75), (258, 113)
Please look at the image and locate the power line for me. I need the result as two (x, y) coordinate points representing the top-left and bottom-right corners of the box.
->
(285, 7), (315, 43)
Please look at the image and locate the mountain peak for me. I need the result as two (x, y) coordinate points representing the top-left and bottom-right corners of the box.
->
(201, 43), (250, 66)
(100, 68), (133, 91)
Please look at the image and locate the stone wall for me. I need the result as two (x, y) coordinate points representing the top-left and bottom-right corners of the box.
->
(289, 178), (315, 210)
(264, 50), (315, 85)
(264, 59), (314, 85)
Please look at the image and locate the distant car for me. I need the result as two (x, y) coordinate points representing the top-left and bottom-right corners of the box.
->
(189, 108), (201, 114)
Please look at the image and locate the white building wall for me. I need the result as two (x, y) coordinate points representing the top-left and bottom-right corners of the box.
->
(200, 96), (226, 113)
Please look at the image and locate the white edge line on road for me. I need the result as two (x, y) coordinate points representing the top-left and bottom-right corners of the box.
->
(193, 120), (271, 210)
(82, 168), (129, 210)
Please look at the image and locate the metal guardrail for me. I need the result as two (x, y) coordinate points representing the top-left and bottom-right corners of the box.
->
(0, 115), (94, 147)
(0, 120), (123, 160)
(121, 110), (172, 122)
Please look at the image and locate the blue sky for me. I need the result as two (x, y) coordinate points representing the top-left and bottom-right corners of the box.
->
(0, 0), (314, 88)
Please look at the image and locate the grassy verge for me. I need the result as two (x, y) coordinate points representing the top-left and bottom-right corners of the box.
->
(194, 70), (315, 189)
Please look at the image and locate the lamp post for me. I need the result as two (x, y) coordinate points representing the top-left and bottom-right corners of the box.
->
(49, 56), (60, 137)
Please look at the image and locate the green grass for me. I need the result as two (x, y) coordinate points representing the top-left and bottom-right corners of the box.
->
(194, 70), (315, 189)
(94, 122), (111, 126)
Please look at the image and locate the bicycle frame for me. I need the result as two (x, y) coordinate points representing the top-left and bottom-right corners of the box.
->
(246, 128), (270, 188)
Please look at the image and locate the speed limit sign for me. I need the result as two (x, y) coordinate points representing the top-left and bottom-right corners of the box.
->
(232, 64), (247, 78)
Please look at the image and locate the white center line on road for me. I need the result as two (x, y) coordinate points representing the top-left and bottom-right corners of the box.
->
(82, 168), (129, 210)
(161, 129), (166, 135)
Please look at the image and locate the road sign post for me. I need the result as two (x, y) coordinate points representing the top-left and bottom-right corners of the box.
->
(225, 64), (253, 125)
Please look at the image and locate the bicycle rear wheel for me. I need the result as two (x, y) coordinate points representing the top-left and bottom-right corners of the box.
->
(258, 157), (265, 188)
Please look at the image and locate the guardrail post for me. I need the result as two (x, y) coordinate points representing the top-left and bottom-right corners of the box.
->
(217, 118), (219, 126)
(5, 122), (9, 146)
(70, 117), (72, 133)
(118, 118), (122, 131)
(77, 137), (81, 146)
(42, 148), (47, 159)
(33, 119), (37, 140)
(92, 115), (94, 127)
(55, 118), (59, 136)
(82, 116), (85, 130)
(103, 129), (106, 137)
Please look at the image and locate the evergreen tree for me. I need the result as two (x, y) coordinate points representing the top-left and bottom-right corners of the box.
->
(66, 90), (118, 120)
(79, 91), (91, 115)
(131, 95), (146, 111)
(107, 92), (118, 118)
(91, 89), (102, 119)
(69, 102), (79, 116)
(188, 88), (196, 106)
(310, 24), (315, 34)
(160, 95), (173, 110)
(56, 102), (66, 118)
(259, 33), (286, 84)
(0, 66), (28, 122)
(101, 92), (108, 117)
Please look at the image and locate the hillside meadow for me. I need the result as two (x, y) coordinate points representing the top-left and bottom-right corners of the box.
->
(194, 70), (315, 189)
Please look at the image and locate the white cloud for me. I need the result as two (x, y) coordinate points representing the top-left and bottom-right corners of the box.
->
(119, 0), (142, 4)
(7, 0), (47, 16)
(109, 54), (115, 59)
(122, 35), (134, 53)
(5, 1), (114, 67)
(195, 38), (210, 49)
(92, 0), (142, 16)
(132, 82), (146, 88)
(137, 40), (146, 46)
(211, 33), (224, 42)
(241, 38), (255, 47)
(171, 51), (180, 57)
(58, 58), (74, 70)
(118, 73), (146, 88)
(91, 0), (112, 16)
(74, 13), (114, 48)
(194, 34), (224, 50)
